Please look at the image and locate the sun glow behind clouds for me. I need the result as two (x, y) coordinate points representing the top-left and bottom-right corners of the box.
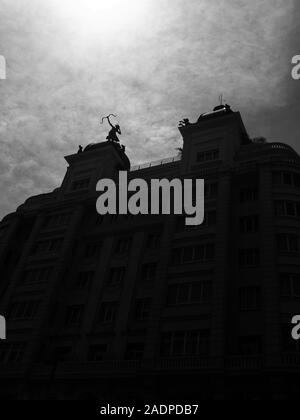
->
(54, 0), (149, 40)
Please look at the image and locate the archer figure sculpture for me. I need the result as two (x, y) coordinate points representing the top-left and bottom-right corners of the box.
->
(101, 114), (122, 143)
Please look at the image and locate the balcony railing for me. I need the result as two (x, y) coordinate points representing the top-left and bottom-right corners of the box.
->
(131, 156), (181, 172)
(225, 355), (263, 371)
(2, 354), (300, 379)
(23, 353), (300, 380)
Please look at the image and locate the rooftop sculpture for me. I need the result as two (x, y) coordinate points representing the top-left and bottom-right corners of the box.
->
(101, 114), (122, 143)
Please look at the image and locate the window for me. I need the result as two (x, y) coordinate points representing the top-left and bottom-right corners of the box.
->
(167, 282), (212, 305)
(65, 305), (84, 325)
(204, 182), (218, 199)
(176, 216), (186, 232)
(272, 171), (300, 187)
(239, 287), (261, 311)
(146, 232), (161, 250)
(72, 179), (90, 191)
(205, 211), (217, 227)
(49, 238), (63, 252)
(238, 336), (262, 355)
(240, 215), (259, 233)
(176, 211), (216, 232)
(160, 330), (210, 357)
(171, 244), (215, 265)
(75, 271), (94, 290)
(283, 173), (293, 185)
(22, 267), (52, 284)
(272, 172), (284, 186)
(277, 234), (299, 253)
(141, 263), (157, 283)
(8, 301), (40, 320)
(0, 225), (8, 238)
(197, 149), (219, 163)
(115, 237), (131, 255)
(85, 242), (102, 259)
(274, 201), (300, 218)
(88, 344), (108, 361)
(134, 299), (151, 321)
(274, 172), (293, 186)
(0, 343), (26, 364)
(125, 343), (144, 360)
(280, 273), (300, 298)
(98, 302), (118, 323)
(240, 187), (258, 203)
(32, 238), (63, 255)
(44, 213), (71, 229)
(239, 249), (260, 267)
(274, 201), (285, 217)
(108, 267), (126, 286)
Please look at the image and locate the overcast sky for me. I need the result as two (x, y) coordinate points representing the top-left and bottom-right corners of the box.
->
(0, 0), (299, 219)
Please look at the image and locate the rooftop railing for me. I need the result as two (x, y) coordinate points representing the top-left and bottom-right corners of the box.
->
(131, 155), (181, 172)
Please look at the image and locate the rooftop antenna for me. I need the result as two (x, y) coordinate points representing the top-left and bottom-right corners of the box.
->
(219, 94), (223, 106)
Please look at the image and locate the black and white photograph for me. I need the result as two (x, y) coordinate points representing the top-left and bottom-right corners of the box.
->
(0, 0), (300, 404)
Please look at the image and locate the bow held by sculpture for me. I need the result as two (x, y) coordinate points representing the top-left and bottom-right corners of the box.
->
(101, 114), (122, 143)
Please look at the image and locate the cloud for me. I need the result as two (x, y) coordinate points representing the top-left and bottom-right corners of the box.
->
(0, 0), (298, 219)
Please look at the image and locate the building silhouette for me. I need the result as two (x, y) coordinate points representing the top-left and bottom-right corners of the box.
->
(0, 105), (300, 400)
